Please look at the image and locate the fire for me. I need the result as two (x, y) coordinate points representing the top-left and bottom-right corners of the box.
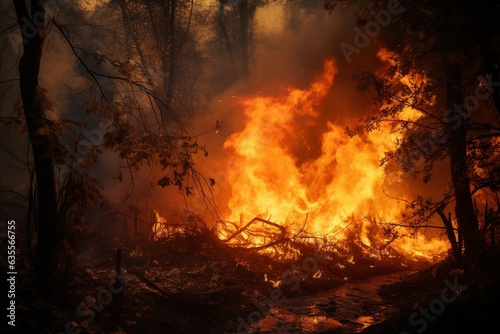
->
(153, 210), (170, 241)
(220, 59), (448, 261)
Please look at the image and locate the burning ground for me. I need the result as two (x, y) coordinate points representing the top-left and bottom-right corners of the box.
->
(5, 217), (499, 334)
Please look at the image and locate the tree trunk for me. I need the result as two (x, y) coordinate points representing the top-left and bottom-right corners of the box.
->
(216, 4), (235, 67)
(117, 0), (152, 85)
(14, 0), (59, 281)
(445, 63), (481, 268)
(162, 0), (177, 107)
(238, 0), (249, 77)
(436, 208), (462, 266)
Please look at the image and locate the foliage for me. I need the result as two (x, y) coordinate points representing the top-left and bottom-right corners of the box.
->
(332, 0), (500, 265)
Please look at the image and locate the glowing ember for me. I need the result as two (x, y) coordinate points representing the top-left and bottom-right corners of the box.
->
(220, 59), (448, 261)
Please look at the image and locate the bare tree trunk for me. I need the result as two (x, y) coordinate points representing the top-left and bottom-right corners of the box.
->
(167, 0), (177, 105)
(445, 63), (481, 269)
(117, 0), (152, 84)
(160, 0), (177, 107)
(13, 0), (59, 281)
(216, 5), (235, 66)
(436, 208), (462, 266)
(238, 0), (249, 77)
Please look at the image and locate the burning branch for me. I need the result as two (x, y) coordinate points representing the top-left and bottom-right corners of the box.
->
(220, 215), (311, 253)
(223, 217), (287, 243)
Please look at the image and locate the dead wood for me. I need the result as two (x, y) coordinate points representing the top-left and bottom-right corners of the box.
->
(221, 215), (315, 252)
(223, 217), (287, 243)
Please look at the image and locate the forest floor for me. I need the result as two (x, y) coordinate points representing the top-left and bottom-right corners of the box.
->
(360, 251), (500, 334)
(2, 229), (499, 334)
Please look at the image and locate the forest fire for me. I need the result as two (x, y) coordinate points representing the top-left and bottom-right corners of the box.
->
(4, 0), (500, 333)
(217, 59), (448, 261)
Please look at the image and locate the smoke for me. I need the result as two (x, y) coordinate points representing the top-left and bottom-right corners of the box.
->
(0, 0), (450, 241)
(189, 0), (450, 237)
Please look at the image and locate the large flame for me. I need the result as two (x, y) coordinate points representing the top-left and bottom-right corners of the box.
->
(220, 59), (449, 260)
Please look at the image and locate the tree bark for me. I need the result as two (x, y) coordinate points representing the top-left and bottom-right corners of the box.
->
(13, 0), (59, 281)
(445, 63), (481, 268)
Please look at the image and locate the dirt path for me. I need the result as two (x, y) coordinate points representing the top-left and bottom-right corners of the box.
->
(249, 272), (408, 334)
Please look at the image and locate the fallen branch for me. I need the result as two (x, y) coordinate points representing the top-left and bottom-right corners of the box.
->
(222, 215), (313, 251)
(376, 222), (450, 230)
(132, 272), (186, 302)
(223, 217), (286, 243)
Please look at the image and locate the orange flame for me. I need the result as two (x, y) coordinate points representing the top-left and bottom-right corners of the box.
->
(221, 59), (448, 261)
(153, 210), (170, 241)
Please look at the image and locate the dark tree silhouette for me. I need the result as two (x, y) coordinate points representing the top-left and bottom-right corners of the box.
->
(6, 0), (216, 283)
(13, 0), (59, 282)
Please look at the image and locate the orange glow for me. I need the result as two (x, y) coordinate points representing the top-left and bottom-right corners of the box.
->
(78, 0), (109, 11)
(377, 48), (397, 66)
(153, 210), (170, 241)
(219, 59), (448, 261)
